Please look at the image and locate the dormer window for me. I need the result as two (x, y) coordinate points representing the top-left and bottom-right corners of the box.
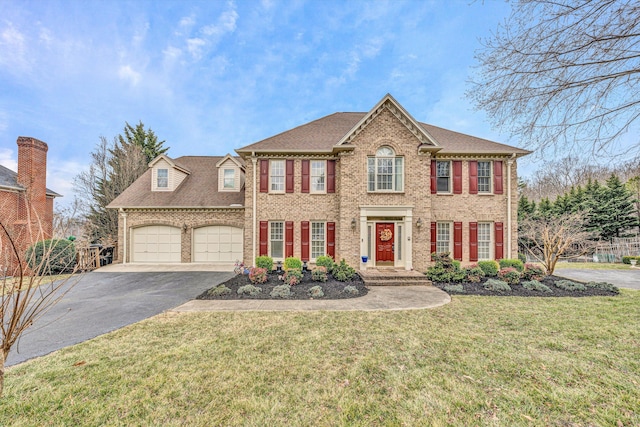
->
(223, 169), (235, 189)
(157, 169), (168, 188)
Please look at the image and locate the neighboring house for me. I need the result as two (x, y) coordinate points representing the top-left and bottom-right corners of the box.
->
(0, 137), (61, 276)
(109, 94), (530, 271)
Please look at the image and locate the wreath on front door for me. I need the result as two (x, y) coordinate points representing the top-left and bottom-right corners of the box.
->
(379, 228), (393, 242)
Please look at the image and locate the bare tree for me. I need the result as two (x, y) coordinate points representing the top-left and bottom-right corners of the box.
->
(519, 212), (595, 275)
(470, 0), (640, 157)
(0, 218), (79, 397)
(52, 197), (87, 241)
(523, 156), (612, 201)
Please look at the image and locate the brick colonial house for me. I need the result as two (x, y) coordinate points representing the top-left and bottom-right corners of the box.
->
(109, 95), (530, 271)
(0, 137), (61, 276)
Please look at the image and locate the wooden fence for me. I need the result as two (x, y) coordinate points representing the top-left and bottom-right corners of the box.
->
(594, 237), (640, 263)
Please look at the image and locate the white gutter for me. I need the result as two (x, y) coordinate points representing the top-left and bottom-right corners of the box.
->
(120, 208), (128, 264)
(252, 152), (257, 265)
(506, 153), (516, 258)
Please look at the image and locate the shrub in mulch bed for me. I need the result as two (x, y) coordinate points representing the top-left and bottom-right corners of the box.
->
(433, 275), (619, 297)
(197, 271), (367, 300)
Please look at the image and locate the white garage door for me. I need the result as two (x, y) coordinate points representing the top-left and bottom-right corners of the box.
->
(193, 226), (243, 263)
(132, 225), (181, 263)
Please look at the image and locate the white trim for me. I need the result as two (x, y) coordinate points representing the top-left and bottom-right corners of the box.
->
(359, 206), (413, 271)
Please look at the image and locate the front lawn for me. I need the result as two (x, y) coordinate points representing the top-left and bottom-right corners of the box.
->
(2, 291), (639, 426)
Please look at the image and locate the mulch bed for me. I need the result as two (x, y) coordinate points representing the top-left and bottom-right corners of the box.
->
(197, 271), (368, 300)
(433, 275), (620, 297)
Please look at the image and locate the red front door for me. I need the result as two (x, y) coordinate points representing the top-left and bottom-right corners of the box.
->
(376, 223), (394, 265)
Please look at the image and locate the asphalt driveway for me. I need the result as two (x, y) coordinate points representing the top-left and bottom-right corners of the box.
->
(6, 271), (233, 366)
(555, 268), (640, 290)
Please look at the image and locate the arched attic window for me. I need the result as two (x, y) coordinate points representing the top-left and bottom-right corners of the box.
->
(367, 146), (404, 192)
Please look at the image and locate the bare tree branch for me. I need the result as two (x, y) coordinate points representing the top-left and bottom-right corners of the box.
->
(469, 0), (640, 157)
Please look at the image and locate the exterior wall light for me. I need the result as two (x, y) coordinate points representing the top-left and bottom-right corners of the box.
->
(416, 218), (423, 228)
(351, 218), (357, 229)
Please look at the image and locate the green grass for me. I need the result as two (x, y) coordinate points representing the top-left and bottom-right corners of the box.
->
(2, 291), (640, 426)
(554, 262), (632, 270)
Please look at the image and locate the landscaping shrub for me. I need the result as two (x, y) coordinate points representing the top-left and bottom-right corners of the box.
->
(499, 258), (524, 272)
(426, 253), (466, 283)
(255, 256), (273, 271)
(248, 267), (268, 284)
(283, 268), (303, 285)
(554, 280), (586, 291)
(315, 255), (335, 271)
(522, 280), (552, 293)
(464, 265), (485, 283)
(452, 260), (461, 270)
(284, 257), (302, 271)
(311, 266), (328, 282)
(343, 285), (359, 295)
(270, 284), (291, 298)
(622, 256), (640, 264)
(586, 281), (619, 293)
(308, 285), (324, 298)
(207, 285), (232, 296)
(237, 285), (262, 296)
(26, 239), (76, 274)
(518, 252), (527, 264)
(498, 267), (521, 285)
(332, 259), (356, 281)
(444, 284), (465, 293)
(484, 279), (511, 292)
(522, 263), (545, 280)
(478, 260), (500, 277)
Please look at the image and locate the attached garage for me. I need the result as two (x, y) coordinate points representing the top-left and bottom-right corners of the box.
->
(193, 226), (243, 263)
(132, 225), (181, 263)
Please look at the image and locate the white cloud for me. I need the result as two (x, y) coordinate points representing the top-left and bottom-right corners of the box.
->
(47, 159), (86, 204)
(0, 148), (17, 172)
(202, 6), (238, 37)
(0, 23), (29, 70)
(186, 37), (206, 59)
(118, 65), (141, 86)
(162, 45), (182, 65)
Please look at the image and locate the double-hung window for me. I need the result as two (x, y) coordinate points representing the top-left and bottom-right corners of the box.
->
(223, 169), (235, 189)
(436, 222), (451, 255)
(311, 222), (325, 259)
(157, 168), (168, 188)
(436, 161), (450, 193)
(477, 222), (492, 260)
(270, 222), (284, 259)
(311, 161), (325, 193)
(367, 146), (403, 192)
(270, 160), (285, 193)
(477, 161), (491, 193)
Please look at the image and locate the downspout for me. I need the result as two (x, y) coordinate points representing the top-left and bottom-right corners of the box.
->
(120, 208), (128, 264)
(506, 153), (516, 258)
(252, 152), (257, 264)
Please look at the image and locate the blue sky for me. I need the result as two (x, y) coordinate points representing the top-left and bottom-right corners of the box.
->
(0, 0), (527, 206)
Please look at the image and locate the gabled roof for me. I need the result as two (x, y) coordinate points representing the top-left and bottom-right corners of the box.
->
(236, 94), (531, 157)
(0, 164), (62, 197)
(108, 156), (244, 209)
(148, 154), (191, 174)
(215, 153), (244, 169)
(336, 93), (439, 148)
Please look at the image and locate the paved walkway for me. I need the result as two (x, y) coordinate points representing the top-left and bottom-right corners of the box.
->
(173, 286), (451, 312)
(555, 268), (640, 290)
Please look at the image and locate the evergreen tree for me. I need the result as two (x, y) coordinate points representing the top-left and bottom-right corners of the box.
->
(599, 175), (638, 241)
(119, 121), (168, 163)
(537, 197), (553, 219)
(518, 195), (535, 220)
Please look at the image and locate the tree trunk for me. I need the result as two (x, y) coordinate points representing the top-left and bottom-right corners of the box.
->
(0, 350), (5, 398)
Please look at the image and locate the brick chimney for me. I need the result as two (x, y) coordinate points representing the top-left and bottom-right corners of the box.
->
(16, 137), (48, 225)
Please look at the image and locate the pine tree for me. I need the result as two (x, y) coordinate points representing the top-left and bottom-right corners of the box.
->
(119, 121), (168, 163)
(599, 175), (638, 241)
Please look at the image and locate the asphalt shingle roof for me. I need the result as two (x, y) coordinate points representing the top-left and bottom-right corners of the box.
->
(107, 156), (245, 208)
(236, 112), (531, 156)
